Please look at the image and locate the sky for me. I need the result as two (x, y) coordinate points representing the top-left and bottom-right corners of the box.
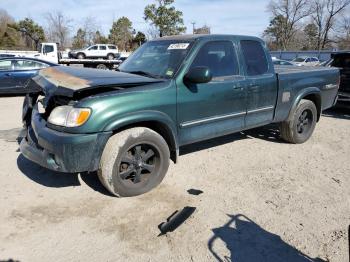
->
(0, 0), (271, 38)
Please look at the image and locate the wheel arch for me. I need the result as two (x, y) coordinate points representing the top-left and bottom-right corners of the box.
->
(103, 111), (179, 163)
(77, 52), (86, 58)
(288, 88), (322, 122)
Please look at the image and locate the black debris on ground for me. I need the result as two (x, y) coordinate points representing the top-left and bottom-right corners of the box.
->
(158, 206), (196, 236)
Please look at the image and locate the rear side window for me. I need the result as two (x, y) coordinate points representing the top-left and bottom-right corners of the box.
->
(13, 60), (48, 70)
(241, 40), (268, 76)
(333, 56), (350, 68)
(108, 45), (117, 50)
(190, 41), (239, 78)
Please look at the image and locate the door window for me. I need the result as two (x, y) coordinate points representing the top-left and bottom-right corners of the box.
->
(43, 45), (54, 53)
(241, 40), (268, 76)
(88, 45), (98, 50)
(0, 60), (12, 71)
(99, 45), (107, 50)
(190, 41), (239, 78)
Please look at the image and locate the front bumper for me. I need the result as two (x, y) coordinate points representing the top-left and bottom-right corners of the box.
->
(20, 107), (112, 173)
(68, 52), (77, 58)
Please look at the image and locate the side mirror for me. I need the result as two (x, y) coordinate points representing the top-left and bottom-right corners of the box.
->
(184, 66), (212, 84)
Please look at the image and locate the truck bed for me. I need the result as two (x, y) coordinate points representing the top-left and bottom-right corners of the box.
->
(274, 65), (338, 75)
(273, 65), (339, 122)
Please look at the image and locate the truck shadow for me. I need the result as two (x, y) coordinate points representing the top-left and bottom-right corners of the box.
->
(16, 155), (113, 196)
(208, 214), (326, 262)
(180, 125), (283, 156)
(322, 107), (350, 120)
(242, 124), (283, 144)
(0, 128), (23, 143)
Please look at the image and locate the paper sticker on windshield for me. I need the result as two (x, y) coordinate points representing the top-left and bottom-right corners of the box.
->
(166, 69), (174, 76)
(168, 43), (190, 50)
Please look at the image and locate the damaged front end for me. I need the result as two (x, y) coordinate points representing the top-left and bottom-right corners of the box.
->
(20, 66), (164, 173)
(21, 84), (112, 173)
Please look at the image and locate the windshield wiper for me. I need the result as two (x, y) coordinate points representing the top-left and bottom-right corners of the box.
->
(127, 70), (163, 79)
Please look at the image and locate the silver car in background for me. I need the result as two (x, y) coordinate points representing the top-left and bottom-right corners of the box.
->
(292, 56), (320, 66)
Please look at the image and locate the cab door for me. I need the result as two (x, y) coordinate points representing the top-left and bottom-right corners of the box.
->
(98, 45), (107, 57)
(40, 44), (57, 63)
(239, 40), (277, 128)
(177, 40), (246, 145)
(87, 45), (99, 58)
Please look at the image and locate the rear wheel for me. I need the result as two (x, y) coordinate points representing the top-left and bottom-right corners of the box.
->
(96, 64), (108, 70)
(107, 53), (114, 60)
(98, 127), (170, 197)
(280, 99), (317, 144)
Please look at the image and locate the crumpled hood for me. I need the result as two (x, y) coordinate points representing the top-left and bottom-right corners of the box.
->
(32, 66), (164, 99)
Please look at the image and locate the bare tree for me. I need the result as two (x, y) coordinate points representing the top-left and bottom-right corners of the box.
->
(267, 0), (311, 50)
(146, 24), (160, 40)
(45, 11), (72, 49)
(0, 9), (13, 35)
(336, 14), (350, 49)
(310, 0), (350, 50)
(81, 16), (100, 45)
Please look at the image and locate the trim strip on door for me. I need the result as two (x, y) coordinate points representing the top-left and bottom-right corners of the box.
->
(180, 111), (246, 128)
(247, 106), (274, 114)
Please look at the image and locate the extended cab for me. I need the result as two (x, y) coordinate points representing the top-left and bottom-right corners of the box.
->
(3, 35), (339, 197)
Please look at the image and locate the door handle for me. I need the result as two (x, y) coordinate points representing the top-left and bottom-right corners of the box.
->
(233, 85), (243, 90)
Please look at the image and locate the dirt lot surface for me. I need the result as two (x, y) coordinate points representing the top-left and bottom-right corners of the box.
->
(0, 97), (349, 262)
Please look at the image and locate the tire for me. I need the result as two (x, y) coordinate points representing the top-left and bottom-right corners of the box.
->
(107, 53), (114, 60)
(98, 127), (170, 197)
(96, 64), (108, 70)
(77, 53), (85, 59)
(280, 99), (317, 144)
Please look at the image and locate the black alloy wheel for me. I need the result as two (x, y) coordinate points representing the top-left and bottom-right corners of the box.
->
(118, 144), (158, 185)
(296, 109), (313, 134)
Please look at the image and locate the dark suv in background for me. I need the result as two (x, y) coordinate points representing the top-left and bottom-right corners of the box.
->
(331, 53), (350, 107)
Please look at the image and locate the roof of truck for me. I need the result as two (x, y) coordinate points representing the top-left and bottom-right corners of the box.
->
(152, 34), (262, 42)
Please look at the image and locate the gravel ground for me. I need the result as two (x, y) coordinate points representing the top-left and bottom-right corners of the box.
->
(0, 97), (349, 262)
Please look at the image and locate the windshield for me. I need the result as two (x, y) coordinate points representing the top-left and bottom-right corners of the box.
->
(119, 40), (193, 79)
(293, 57), (305, 62)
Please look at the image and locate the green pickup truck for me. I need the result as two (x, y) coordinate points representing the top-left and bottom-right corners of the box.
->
(5, 34), (340, 197)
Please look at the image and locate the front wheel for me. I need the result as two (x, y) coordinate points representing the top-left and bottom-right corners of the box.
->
(77, 53), (85, 59)
(280, 99), (317, 144)
(98, 127), (170, 197)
